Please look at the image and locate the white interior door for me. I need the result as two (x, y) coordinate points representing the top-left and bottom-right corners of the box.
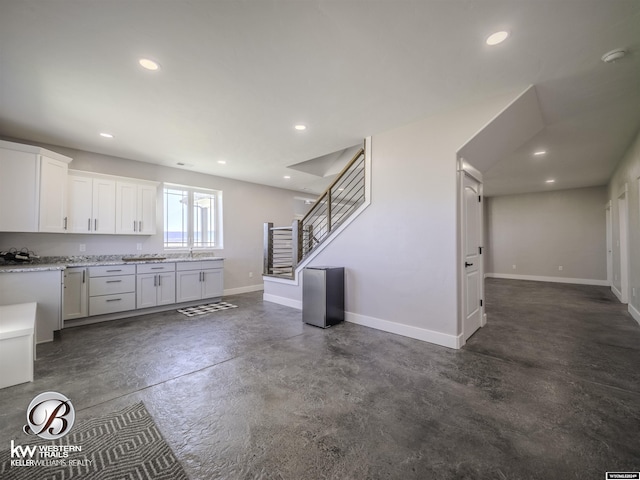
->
(618, 192), (629, 303)
(606, 203), (613, 286)
(462, 173), (483, 341)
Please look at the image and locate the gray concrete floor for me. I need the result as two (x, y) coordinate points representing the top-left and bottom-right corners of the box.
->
(1, 279), (639, 479)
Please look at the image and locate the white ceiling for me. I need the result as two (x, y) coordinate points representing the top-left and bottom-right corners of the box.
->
(0, 1), (638, 196)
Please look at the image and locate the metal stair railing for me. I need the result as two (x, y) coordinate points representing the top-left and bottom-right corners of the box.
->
(263, 146), (365, 279)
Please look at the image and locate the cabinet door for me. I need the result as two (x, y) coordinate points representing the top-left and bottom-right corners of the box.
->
(68, 175), (93, 233)
(39, 156), (68, 233)
(0, 148), (38, 232)
(63, 268), (88, 320)
(93, 178), (116, 234)
(136, 274), (158, 309)
(156, 272), (176, 306)
(202, 269), (223, 299)
(137, 184), (157, 234)
(176, 271), (203, 303)
(115, 181), (138, 234)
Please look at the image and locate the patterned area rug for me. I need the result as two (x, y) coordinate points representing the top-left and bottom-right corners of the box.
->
(177, 301), (238, 317)
(0, 402), (188, 480)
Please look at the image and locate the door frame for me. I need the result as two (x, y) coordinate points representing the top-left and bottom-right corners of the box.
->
(457, 157), (485, 347)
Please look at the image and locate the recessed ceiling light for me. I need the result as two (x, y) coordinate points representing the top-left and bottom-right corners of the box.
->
(139, 58), (160, 71)
(294, 125), (307, 131)
(545, 179), (556, 183)
(284, 175), (291, 179)
(99, 132), (114, 138)
(486, 30), (510, 46)
(534, 150), (547, 156)
(217, 160), (226, 165)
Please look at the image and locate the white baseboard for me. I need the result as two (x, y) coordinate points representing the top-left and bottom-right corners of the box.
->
(345, 312), (463, 349)
(261, 294), (463, 349)
(611, 284), (624, 303)
(263, 293), (302, 310)
(262, 275), (299, 286)
(485, 273), (609, 286)
(629, 303), (640, 326)
(224, 284), (264, 296)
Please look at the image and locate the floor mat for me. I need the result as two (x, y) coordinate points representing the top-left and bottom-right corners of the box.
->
(0, 402), (188, 480)
(177, 301), (238, 317)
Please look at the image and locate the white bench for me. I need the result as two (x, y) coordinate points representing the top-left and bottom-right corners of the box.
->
(0, 302), (37, 389)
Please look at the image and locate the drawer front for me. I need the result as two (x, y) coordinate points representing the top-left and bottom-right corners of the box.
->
(136, 262), (175, 274)
(88, 265), (136, 277)
(176, 261), (202, 272)
(89, 293), (136, 316)
(201, 260), (223, 270)
(176, 260), (223, 272)
(89, 275), (135, 296)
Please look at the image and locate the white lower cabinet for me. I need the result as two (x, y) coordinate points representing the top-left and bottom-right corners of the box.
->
(88, 265), (136, 316)
(63, 267), (88, 320)
(136, 263), (176, 309)
(176, 260), (224, 303)
(60, 259), (223, 323)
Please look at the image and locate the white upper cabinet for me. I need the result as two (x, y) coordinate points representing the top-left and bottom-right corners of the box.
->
(115, 180), (157, 235)
(68, 172), (116, 234)
(0, 140), (71, 233)
(39, 156), (70, 233)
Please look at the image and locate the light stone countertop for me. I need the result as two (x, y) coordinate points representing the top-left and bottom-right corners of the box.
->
(0, 255), (223, 273)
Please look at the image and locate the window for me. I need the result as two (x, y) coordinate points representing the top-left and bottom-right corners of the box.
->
(164, 184), (222, 249)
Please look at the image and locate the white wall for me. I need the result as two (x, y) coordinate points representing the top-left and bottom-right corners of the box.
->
(0, 140), (302, 293)
(485, 186), (608, 284)
(265, 90), (522, 348)
(608, 130), (640, 323)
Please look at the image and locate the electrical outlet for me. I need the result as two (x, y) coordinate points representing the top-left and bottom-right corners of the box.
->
(249, 272), (253, 278)
(79, 244), (86, 252)
(136, 243), (142, 251)
(558, 266), (563, 271)
(512, 264), (516, 270)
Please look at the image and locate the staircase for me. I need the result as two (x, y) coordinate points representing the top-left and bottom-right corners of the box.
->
(263, 143), (368, 280)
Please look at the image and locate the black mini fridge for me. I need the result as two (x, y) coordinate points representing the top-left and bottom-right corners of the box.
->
(302, 267), (344, 328)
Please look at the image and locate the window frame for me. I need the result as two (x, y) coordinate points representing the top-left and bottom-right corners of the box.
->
(163, 183), (223, 251)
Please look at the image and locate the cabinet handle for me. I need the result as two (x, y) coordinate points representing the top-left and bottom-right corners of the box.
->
(151, 267), (163, 270)
(139, 221), (143, 232)
(106, 280), (122, 283)
(106, 298), (122, 302)
(106, 269), (122, 272)
(154, 275), (157, 287)
(158, 275), (161, 286)
(64, 217), (68, 230)
(88, 218), (91, 231)
(95, 219), (98, 231)
(82, 270), (86, 283)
